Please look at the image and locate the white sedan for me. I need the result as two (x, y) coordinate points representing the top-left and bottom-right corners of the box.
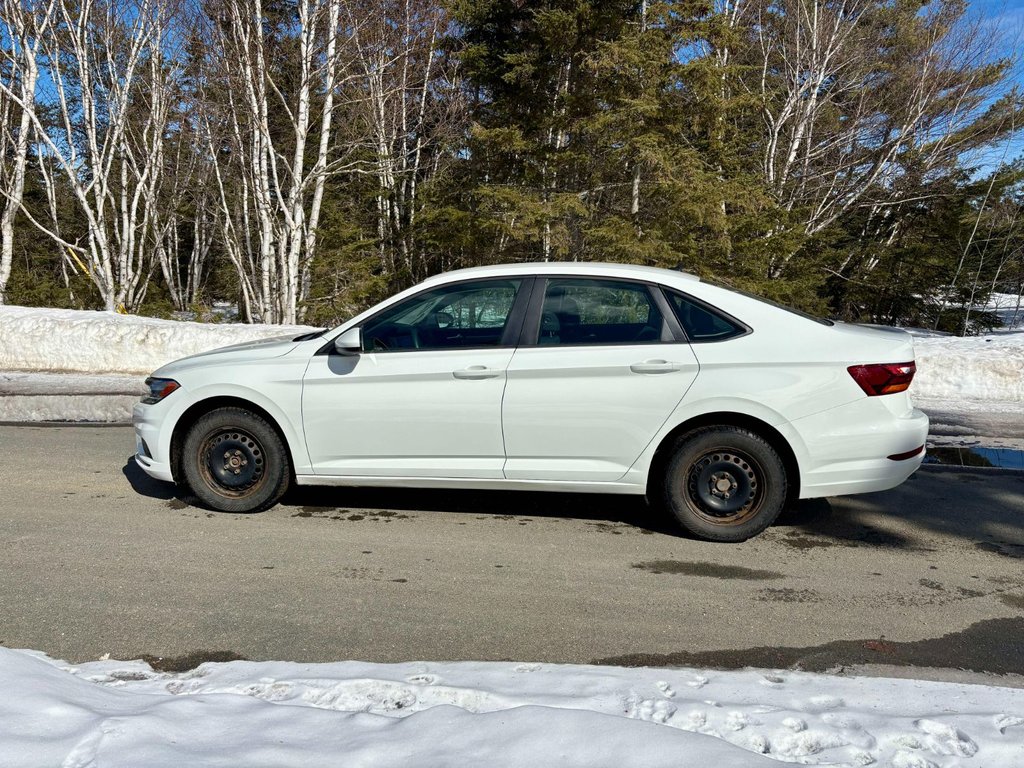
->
(133, 262), (928, 541)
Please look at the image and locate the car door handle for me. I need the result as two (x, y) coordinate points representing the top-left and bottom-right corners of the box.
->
(452, 366), (502, 380)
(629, 360), (679, 374)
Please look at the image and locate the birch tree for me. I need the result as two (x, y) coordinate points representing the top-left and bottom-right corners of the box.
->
(347, 0), (460, 283)
(198, 0), (355, 324)
(0, 0), (177, 311)
(0, 0), (55, 305)
(749, 0), (1021, 276)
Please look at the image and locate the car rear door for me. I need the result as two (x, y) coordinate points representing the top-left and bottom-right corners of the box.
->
(501, 277), (700, 482)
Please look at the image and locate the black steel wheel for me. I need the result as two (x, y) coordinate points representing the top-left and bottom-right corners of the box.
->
(662, 426), (787, 542)
(182, 407), (290, 513)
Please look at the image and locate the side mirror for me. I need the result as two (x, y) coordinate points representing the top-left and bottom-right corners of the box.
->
(333, 326), (362, 355)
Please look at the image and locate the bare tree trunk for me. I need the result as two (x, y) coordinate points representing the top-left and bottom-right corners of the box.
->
(0, 0), (175, 312)
(0, 0), (55, 304)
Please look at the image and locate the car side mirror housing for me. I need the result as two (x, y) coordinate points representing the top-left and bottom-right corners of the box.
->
(334, 327), (362, 355)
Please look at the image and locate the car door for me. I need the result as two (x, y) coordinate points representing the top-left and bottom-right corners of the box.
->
(502, 277), (700, 482)
(302, 277), (531, 478)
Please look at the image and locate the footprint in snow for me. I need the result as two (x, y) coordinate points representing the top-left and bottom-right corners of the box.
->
(686, 710), (707, 729)
(807, 694), (844, 711)
(406, 674), (438, 685)
(513, 663), (541, 673)
(915, 718), (978, 757)
(760, 673), (785, 686)
(995, 713), (1024, 733)
(725, 711), (752, 731)
(685, 674), (708, 689)
(244, 682), (294, 702)
(628, 696), (677, 724)
(656, 681), (675, 698)
(822, 711), (863, 730)
(889, 750), (938, 768)
(746, 733), (770, 754)
(782, 716), (806, 732)
(164, 680), (204, 695)
(107, 669), (155, 682)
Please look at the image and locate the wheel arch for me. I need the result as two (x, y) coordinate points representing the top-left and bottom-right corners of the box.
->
(646, 411), (801, 505)
(170, 396), (296, 485)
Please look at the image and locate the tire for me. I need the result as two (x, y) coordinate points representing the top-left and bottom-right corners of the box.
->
(182, 407), (291, 513)
(661, 426), (787, 542)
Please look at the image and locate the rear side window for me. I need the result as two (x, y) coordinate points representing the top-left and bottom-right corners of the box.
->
(536, 278), (666, 346)
(667, 291), (747, 342)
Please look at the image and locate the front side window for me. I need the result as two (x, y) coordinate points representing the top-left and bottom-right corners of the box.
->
(362, 279), (522, 351)
(536, 278), (666, 346)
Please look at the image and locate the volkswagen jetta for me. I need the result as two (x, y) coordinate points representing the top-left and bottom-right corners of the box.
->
(133, 262), (928, 541)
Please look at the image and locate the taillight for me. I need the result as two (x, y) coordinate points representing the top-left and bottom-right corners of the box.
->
(847, 361), (916, 396)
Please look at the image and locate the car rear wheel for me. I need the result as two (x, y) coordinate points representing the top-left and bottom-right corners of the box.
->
(182, 407), (291, 513)
(661, 426), (787, 542)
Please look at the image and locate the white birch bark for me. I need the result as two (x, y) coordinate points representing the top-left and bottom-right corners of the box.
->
(202, 0), (355, 324)
(0, 0), (55, 304)
(0, 0), (175, 311)
(751, 0), (1009, 279)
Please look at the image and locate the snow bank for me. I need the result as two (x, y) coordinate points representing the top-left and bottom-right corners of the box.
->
(0, 305), (313, 376)
(913, 333), (1024, 402)
(3, 648), (1022, 768)
(1, 304), (1022, 423)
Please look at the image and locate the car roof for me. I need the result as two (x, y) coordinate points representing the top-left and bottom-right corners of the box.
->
(420, 262), (700, 286)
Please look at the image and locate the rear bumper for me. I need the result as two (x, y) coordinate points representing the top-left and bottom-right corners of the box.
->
(788, 398), (929, 499)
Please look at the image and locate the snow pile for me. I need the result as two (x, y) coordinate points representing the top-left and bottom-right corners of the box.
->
(3, 648), (1023, 768)
(1, 303), (1023, 423)
(913, 333), (1024, 403)
(0, 305), (313, 376)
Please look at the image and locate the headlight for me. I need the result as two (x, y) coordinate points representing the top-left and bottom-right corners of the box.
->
(142, 377), (180, 404)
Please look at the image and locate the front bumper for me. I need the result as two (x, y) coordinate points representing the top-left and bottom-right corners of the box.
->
(132, 401), (175, 482)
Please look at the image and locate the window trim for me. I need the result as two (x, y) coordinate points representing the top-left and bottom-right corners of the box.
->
(661, 287), (753, 343)
(319, 276), (536, 355)
(519, 276), (688, 348)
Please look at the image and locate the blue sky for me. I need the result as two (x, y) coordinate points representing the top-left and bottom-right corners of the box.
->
(973, 0), (1024, 171)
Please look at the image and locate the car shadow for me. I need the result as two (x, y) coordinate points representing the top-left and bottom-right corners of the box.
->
(282, 484), (683, 535)
(122, 455), (1024, 549)
(121, 456), (182, 502)
(766, 467), (1024, 551)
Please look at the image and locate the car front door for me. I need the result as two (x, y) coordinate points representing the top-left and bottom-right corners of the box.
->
(302, 277), (531, 478)
(502, 277), (700, 482)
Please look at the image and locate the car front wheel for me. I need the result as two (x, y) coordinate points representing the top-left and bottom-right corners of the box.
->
(661, 426), (787, 542)
(182, 407), (291, 513)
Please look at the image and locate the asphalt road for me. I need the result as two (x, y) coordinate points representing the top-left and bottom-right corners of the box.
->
(1, 425), (1023, 682)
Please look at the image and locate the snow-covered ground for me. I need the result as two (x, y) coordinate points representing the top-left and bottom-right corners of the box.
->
(3, 647), (1022, 768)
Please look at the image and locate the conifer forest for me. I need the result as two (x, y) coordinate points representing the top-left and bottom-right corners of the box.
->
(1, 0), (1022, 332)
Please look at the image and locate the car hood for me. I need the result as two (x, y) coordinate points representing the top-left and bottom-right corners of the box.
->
(152, 334), (304, 377)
